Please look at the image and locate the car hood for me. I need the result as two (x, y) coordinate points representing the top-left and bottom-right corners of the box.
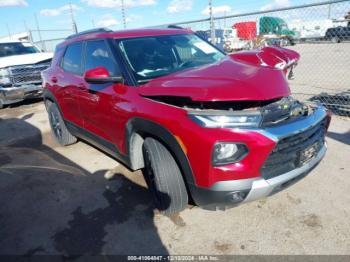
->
(0, 52), (53, 68)
(138, 56), (290, 102)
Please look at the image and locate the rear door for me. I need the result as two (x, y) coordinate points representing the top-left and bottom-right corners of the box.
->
(56, 42), (84, 127)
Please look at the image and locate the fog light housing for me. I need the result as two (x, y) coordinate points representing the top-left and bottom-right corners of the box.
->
(226, 191), (248, 203)
(212, 142), (248, 166)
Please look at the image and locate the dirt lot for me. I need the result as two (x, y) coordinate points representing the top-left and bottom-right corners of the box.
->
(289, 42), (350, 100)
(0, 100), (349, 256)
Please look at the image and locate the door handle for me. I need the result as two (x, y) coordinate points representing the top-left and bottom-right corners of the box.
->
(51, 77), (57, 83)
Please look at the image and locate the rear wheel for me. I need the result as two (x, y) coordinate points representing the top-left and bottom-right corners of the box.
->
(331, 36), (340, 43)
(142, 137), (188, 215)
(47, 102), (77, 146)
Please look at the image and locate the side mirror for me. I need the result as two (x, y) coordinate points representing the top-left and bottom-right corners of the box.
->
(84, 66), (123, 84)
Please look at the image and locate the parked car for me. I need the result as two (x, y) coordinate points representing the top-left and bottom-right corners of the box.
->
(42, 28), (331, 215)
(0, 40), (53, 109)
(325, 25), (350, 43)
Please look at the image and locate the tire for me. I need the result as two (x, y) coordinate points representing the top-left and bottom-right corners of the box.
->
(142, 137), (188, 215)
(331, 36), (340, 43)
(47, 102), (77, 146)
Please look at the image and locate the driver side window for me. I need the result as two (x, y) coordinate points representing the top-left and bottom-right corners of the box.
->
(84, 40), (120, 77)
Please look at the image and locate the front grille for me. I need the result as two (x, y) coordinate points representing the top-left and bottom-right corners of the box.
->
(261, 117), (327, 180)
(8, 63), (50, 86)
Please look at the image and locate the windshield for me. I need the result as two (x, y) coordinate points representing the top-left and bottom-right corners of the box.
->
(0, 42), (40, 58)
(117, 34), (226, 84)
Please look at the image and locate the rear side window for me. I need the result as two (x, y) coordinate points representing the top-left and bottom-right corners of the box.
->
(62, 42), (83, 75)
(85, 40), (119, 76)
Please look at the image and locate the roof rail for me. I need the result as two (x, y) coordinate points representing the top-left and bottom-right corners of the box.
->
(167, 25), (184, 29)
(65, 28), (113, 40)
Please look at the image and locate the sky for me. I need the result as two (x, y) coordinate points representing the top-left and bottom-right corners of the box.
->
(0, 0), (347, 40)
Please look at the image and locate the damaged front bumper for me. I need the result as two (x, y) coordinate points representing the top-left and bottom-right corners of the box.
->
(189, 105), (329, 210)
(0, 84), (43, 106)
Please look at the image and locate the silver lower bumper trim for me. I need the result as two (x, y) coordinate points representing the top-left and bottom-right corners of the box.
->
(0, 84), (43, 105)
(243, 143), (327, 203)
(209, 143), (327, 203)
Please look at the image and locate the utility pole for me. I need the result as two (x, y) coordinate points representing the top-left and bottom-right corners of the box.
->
(209, 0), (215, 45)
(69, 3), (78, 33)
(327, 0), (337, 19)
(6, 23), (12, 40)
(91, 19), (95, 28)
(34, 13), (46, 51)
(121, 0), (126, 29)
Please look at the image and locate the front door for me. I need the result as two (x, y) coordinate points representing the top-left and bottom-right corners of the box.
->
(77, 39), (122, 143)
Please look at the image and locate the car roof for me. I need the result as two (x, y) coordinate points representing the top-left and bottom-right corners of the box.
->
(58, 28), (192, 48)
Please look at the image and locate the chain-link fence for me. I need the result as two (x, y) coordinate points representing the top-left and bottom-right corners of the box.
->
(11, 1), (349, 116)
(29, 29), (72, 52)
(165, 0), (350, 117)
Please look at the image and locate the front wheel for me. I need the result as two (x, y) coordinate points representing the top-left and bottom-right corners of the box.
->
(47, 102), (77, 146)
(142, 137), (188, 215)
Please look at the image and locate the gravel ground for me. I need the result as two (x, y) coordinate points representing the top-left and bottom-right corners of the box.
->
(0, 101), (349, 256)
(289, 42), (350, 100)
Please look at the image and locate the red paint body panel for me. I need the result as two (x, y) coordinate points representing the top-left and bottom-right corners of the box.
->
(139, 56), (291, 101)
(230, 46), (300, 69)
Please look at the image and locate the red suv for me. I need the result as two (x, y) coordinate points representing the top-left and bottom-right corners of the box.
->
(42, 28), (331, 215)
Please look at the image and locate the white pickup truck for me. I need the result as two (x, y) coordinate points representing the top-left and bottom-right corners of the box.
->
(0, 40), (53, 109)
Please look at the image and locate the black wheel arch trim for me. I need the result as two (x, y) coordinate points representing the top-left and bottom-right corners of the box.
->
(126, 117), (196, 186)
(43, 89), (61, 111)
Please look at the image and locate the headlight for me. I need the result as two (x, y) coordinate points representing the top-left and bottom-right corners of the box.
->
(189, 111), (262, 128)
(212, 142), (248, 166)
(0, 68), (11, 86)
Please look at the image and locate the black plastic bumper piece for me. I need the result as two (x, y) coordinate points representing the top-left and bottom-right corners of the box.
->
(188, 183), (251, 211)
